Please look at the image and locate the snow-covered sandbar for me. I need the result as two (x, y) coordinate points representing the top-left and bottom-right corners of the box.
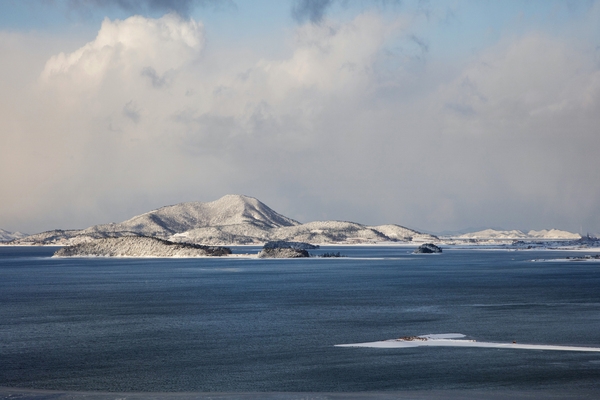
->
(336, 334), (600, 352)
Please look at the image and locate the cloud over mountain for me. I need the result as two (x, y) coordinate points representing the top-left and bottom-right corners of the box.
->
(1, 2), (599, 235)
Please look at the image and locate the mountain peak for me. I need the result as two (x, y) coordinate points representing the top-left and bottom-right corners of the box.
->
(84, 194), (300, 238)
(208, 194), (265, 211)
(196, 194), (300, 229)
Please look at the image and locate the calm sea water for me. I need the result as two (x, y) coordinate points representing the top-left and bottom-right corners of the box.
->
(1, 246), (600, 394)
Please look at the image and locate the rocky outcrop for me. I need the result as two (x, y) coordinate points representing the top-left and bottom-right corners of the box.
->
(257, 247), (310, 258)
(257, 240), (315, 258)
(413, 243), (442, 254)
(263, 241), (319, 250)
(53, 237), (231, 257)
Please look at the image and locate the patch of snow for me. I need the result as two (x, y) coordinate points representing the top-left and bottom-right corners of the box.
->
(336, 334), (600, 352)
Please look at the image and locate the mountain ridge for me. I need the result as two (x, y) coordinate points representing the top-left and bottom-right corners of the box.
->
(5, 194), (435, 246)
(4, 195), (584, 246)
(455, 228), (581, 240)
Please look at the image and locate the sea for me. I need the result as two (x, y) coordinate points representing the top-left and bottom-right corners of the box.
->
(1, 245), (600, 398)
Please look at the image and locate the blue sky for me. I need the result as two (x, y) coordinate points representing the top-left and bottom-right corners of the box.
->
(1, 0), (599, 234)
(4, 1), (595, 58)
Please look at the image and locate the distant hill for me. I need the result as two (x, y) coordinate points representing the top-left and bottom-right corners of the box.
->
(526, 229), (581, 239)
(83, 194), (300, 238)
(4, 197), (583, 246)
(6, 194), (436, 246)
(456, 228), (580, 240)
(0, 229), (28, 242)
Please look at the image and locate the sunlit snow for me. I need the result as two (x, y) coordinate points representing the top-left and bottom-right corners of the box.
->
(336, 334), (600, 352)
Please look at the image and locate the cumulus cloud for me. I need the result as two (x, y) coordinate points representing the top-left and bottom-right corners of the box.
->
(41, 14), (203, 86)
(1, 7), (600, 234)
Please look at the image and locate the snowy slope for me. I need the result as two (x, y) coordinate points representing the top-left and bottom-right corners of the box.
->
(457, 229), (528, 239)
(170, 223), (271, 245)
(266, 221), (437, 244)
(457, 228), (581, 240)
(167, 220), (436, 245)
(8, 229), (143, 246)
(84, 194), (299, 238)
(0, 229), (28, 242)
(373, 224), (436, 242)
(527, 229), (581, 239)
(268, 221), (389, 244)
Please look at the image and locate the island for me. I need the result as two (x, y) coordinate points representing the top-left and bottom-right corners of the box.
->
(258, 248), (310, 258)
(413, 243), (443, 254)
(257, 241), (312, 258)
(53, 236), (231, 257)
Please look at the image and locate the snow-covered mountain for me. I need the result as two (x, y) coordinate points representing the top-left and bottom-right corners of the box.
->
(5, 196), (586, 247)
(0, 229), (28, 242)
(6, 194), (435, 246)
(84, 194), (300, 238)
(456, 228), (580, 240)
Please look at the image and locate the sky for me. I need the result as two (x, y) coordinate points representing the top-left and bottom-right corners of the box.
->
(1, 0), (599, 235)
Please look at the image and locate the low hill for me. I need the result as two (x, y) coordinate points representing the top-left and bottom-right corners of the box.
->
(0, 229), (28, 242)
(457, 229), (581, 240)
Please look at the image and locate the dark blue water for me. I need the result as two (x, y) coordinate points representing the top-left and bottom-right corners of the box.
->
(1, 246), (600, 393)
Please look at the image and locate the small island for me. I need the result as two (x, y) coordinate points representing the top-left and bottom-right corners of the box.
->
(53, 237), (231, 258)
(413, 243), (443, 254)
(258, 247), (310, 258)
(262, 241), (319, 250)
(257, 241), (313, 258)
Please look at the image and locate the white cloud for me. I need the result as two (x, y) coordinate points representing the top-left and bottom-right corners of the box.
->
(1, 9), (600, 234)
(41, 13), (204, 88)
(425, 33), (600, 230)
(440, 34), (600, 130)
